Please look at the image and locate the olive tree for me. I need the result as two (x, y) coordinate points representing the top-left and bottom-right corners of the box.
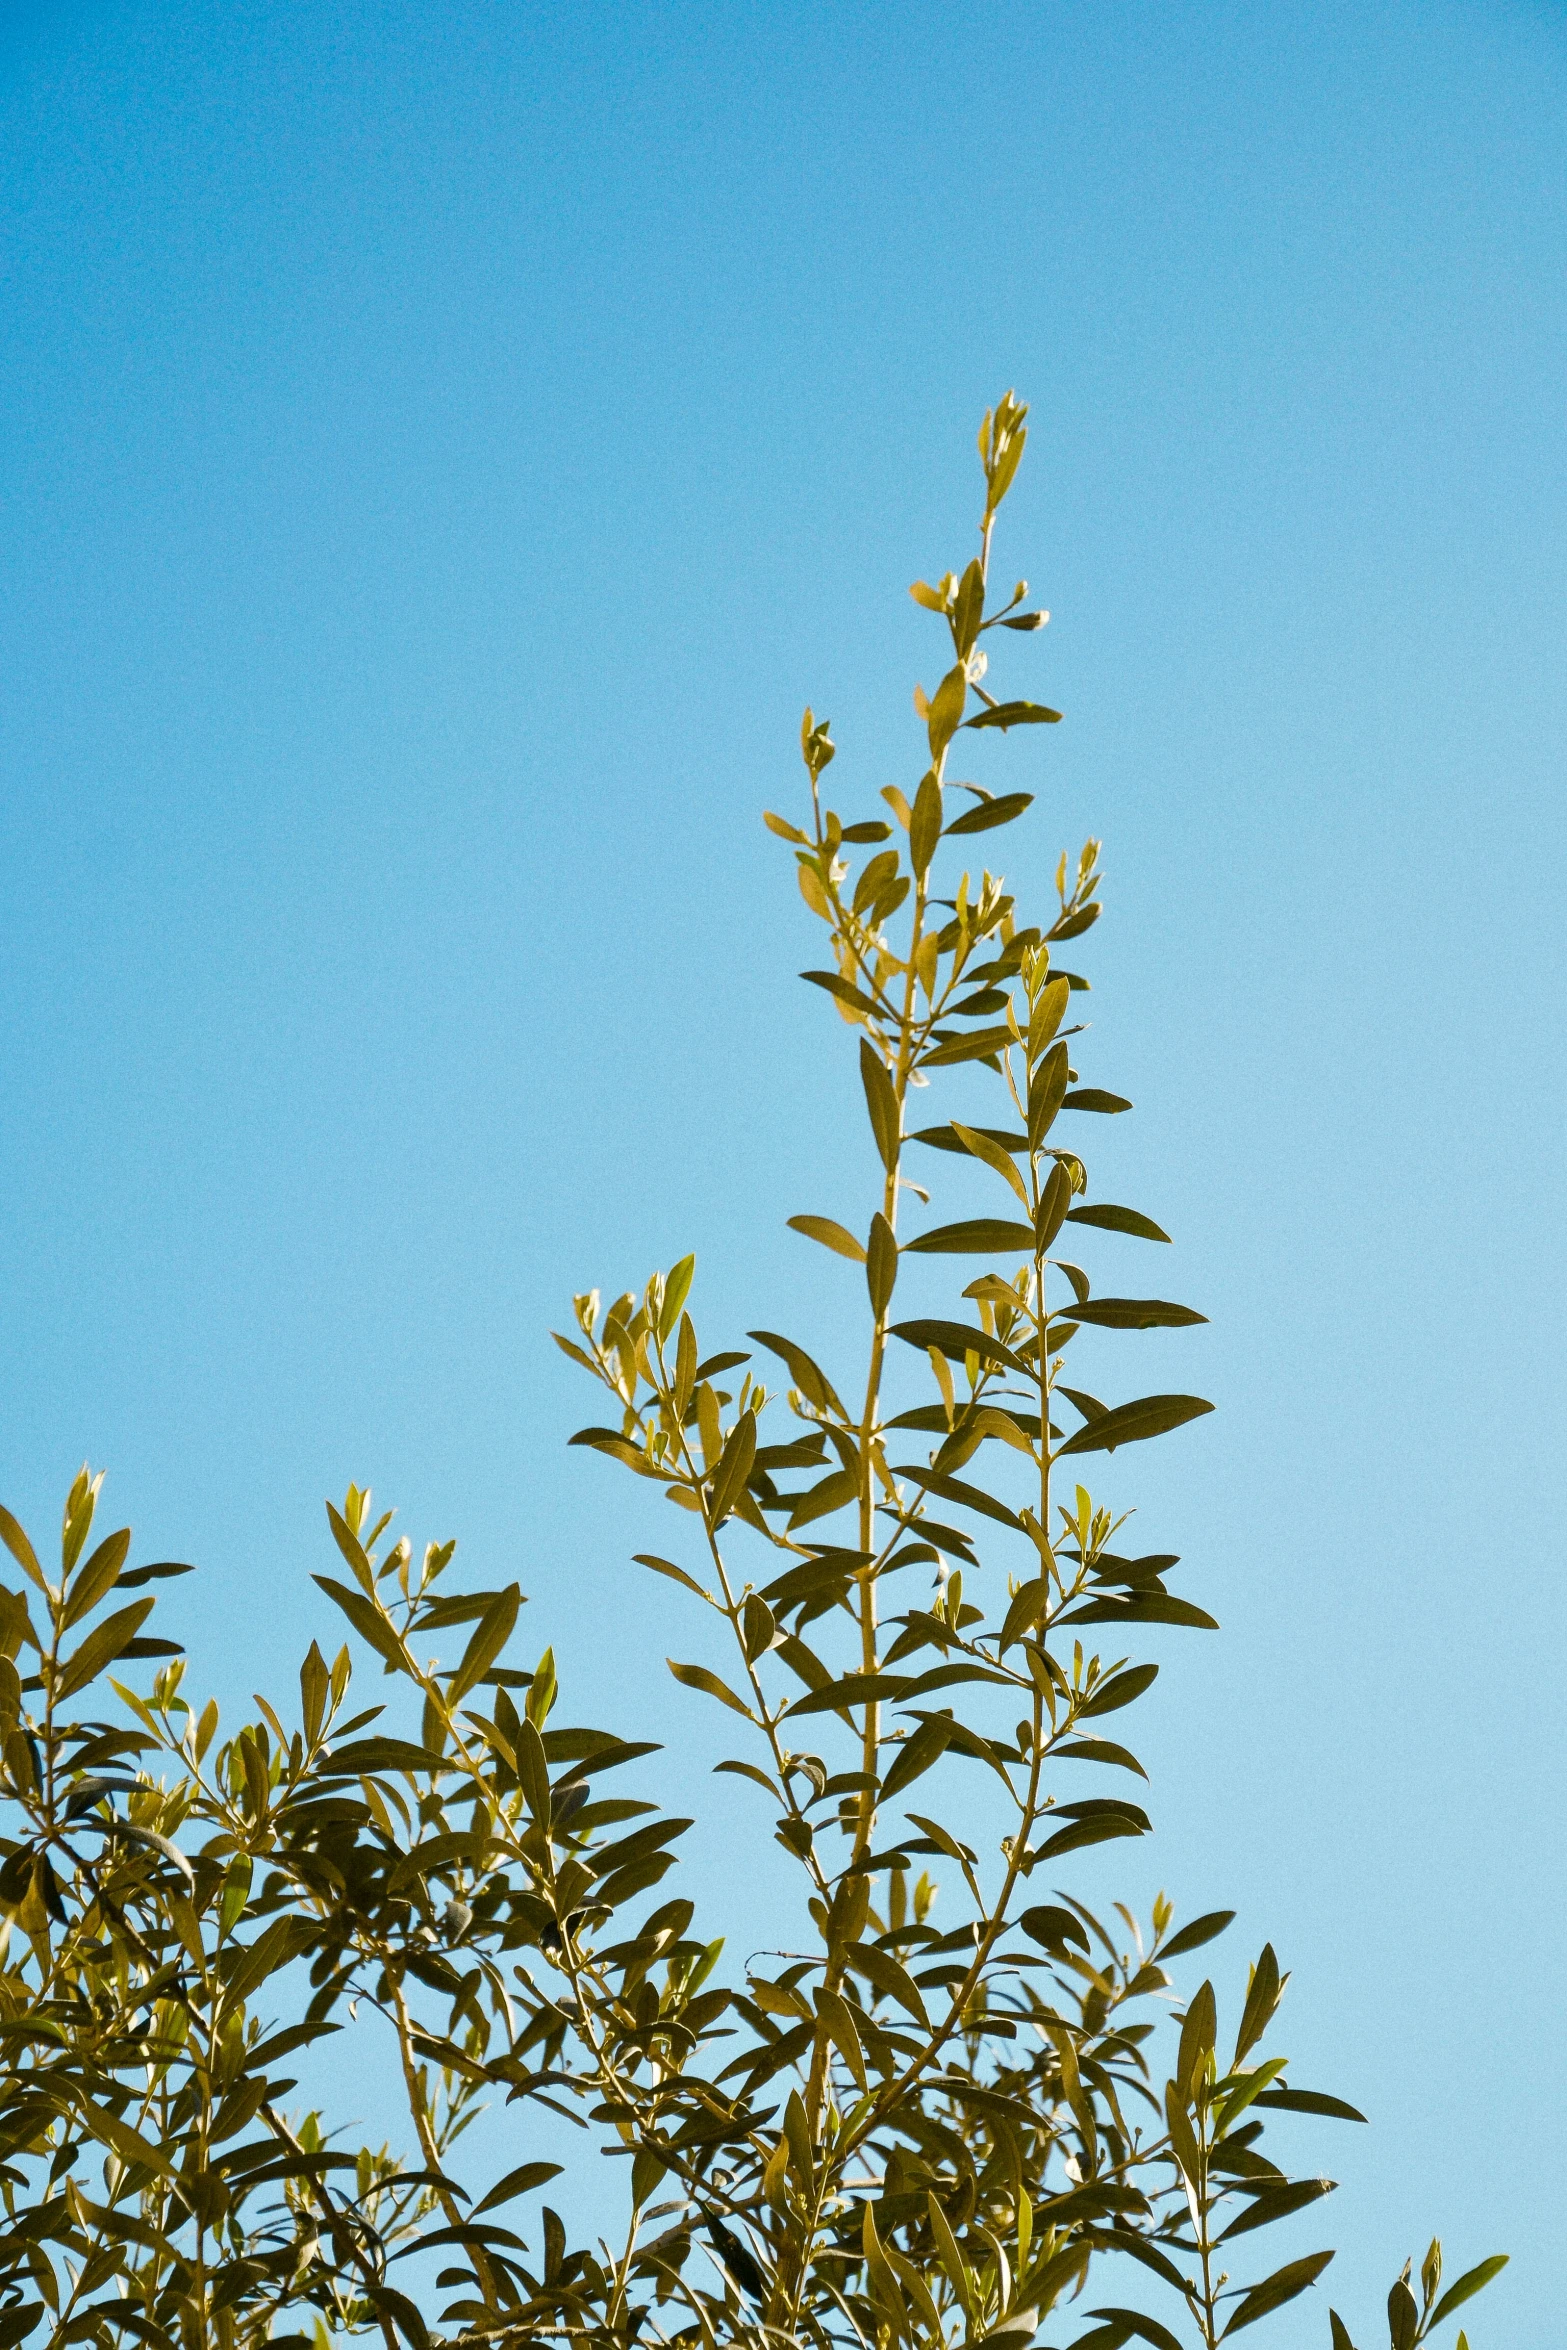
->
(0, 395), (1503, 2350)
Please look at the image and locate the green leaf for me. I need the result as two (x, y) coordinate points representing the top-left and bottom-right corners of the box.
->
(1253, 2087), (1368, 2122)
(802, 970), (883, 1019)
(945, 791), (1034, 835)
(1178, 1979), (1217, 2095)
(923, 1024), (1015, 1067)
(904, 1219), (1036, 1256)
(450, 1584), (522, 1703)
(962, 700), (1061, 730)
(1035, 1799), (1149, 1859)
(952, 557), (985, 657)
(741, 1594), (776, 1662)
(473, 2160), (563, 2215)
(54, 1598), (155, 1699)
(0, 1506), (43, 1591)
(786, 1466), (859, 1530)
(709, 1411), (758, 1523)
(596, 1851), (680, 1909)
(364, 2284), (430, 2350)
(1057, 1297), (1207, 1329)
(515, 1718), (552, 1824)
(1062, 1088), (1131, 1113)
(1067, 1203), (1171, 1242)
(1429, 2256), (1509, 2328)
(904, 1812), (976, 1864)
(1221, 2251), (1334, 2336)
(62, 1527), (131, 1628)
(1054, 1737), (1147, 1776)
(1217, 2177), (1336, 2241)
(1060, 1594), (1219, 1631)
(633, 1552), (711, 1598)
(1234, 1941), (1285, 2063)
(889, 1319), (1027, 1372)
(894, 1464), (1023, 1531)
(312, 1577), (408, 1674)
(326, 1499), (377, 1596)
(846, 1939), (929, 2026)
(925, 667), (968, 761)
(321, 1737), (448, 1776)
(860, 1039), (901, 1171)
(866, 1212), (899, 1316)
(788, 1214), (866, 1261)
(1078, 2311), (1186, 2350)
(1161, 1909), (1236, 1959)
(909, 1122), (1026, 1156)
(1078, 1661), (1159, 1717)
(1058, 1395), (1214, 1455)
(880, 1714), (954, 1798)
(748, 1329), (846, 1414)
(1028, 1040), (1071, 1144)
(786, 1672), (911, 1720)
(1036, 1159), (1074, 1248)
(66, 2090), (175, 2182)
(658, 1253), (695, 1340)
(1019, 1904), (1090, 1956)
(951, 1120), (1031, 1206)
(715, 1757), (779, 1797)
(667, 1660), (755, 1720)
(116, 1556), (196, 1589)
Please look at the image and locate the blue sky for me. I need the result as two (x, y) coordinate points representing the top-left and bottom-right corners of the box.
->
(2, 1), (1564, 2339)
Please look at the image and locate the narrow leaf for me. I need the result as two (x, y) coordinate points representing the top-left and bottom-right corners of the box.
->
(904, 1219), (1037, 1256)
(1429, 2256), (1509, 2329)
(1253, 2088), (1368, 2122)
(788, 1215), (866, 1262)
(667, 1660), (755, 1720)
(1058, 1395), (1214, 1455)
(1067, 1204), (1171, 1242)
(1222, 2252), (1334, 2337)
(748, 1330), (846, 1416)
(802, 970), (882, 1019)
(946, 792), (1034, 835)
(55, 1600), (155, 1699)
(860, 1039), (901, 1171)
(1062, 1089), (1131, 1114)
(963, 700), (1061, 730)
(450, 1585), (522, 1704)
(889, 1319), (1027, 1372)
(1161, 1909), (1236, 1959)
(1057, 1297), (1207, 1329)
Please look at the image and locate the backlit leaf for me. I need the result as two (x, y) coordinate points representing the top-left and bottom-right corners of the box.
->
(788, 1215), (866, 1261)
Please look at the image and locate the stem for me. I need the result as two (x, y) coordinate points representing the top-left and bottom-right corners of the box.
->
(261, 2103), (401, 2350)
(382, 1953), (503, 2310)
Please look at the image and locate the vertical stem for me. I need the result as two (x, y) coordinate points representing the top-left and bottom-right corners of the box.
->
(854, 869), (927, 1851)
(382, 1954), (502, 2310)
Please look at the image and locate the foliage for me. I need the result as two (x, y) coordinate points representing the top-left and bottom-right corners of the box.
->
(0, 397), (1504, 2350)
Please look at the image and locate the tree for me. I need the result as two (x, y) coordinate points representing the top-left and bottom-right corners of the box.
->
(0, 394), (1504, 2350)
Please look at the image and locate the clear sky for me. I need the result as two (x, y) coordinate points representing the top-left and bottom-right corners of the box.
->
(2, 2), (1563, 2341)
